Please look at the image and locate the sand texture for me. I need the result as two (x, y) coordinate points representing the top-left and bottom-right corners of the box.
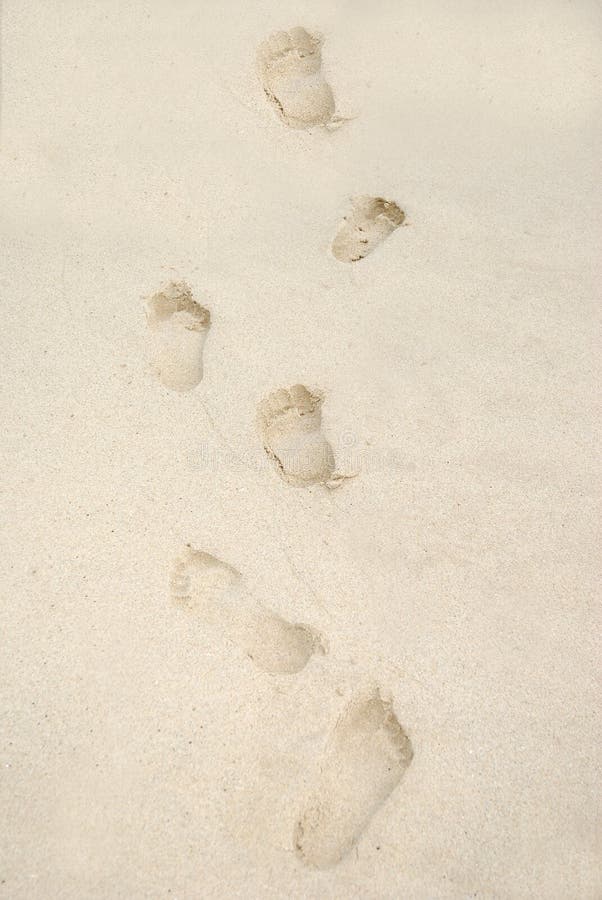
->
(1, 1), (600, 897)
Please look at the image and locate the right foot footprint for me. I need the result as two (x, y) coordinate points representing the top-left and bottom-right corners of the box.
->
(294, 687), (414, 868)
(332, 197), (405, 263)
(145, 281), (210, 392)
(257, 27), (336, 129)
(170, 546), (325, 674)
(257, 385), (336, 487)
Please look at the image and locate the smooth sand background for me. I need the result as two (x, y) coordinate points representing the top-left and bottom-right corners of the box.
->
(1, 1), (600, 897)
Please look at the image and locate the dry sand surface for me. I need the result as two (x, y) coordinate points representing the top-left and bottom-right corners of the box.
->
(1, 1), (601, 897)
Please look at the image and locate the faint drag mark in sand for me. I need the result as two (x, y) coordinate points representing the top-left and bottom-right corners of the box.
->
(332, 197), (406, 262)
(195, 394), (330, 610)
(145, 281), (210, 391)
(294, 686), (413, 868)
(257, 384), (353, 488)
(170, 546), (325, 674)
(257, 27), (343, 129)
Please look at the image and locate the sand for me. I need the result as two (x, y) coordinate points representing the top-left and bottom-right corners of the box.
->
(1, 1), (600, 897)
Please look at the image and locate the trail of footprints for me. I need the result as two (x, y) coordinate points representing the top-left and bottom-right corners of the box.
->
(145, 25), (414, 868)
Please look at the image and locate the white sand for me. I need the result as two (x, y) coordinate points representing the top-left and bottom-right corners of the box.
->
(1, 1), (600, 896)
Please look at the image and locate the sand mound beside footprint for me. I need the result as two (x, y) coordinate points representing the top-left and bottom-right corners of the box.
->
(294, 687), (414, 868)
(146, 281), (210, 391)
(257, 27), (336, 129)
(332, 197), (405, 262)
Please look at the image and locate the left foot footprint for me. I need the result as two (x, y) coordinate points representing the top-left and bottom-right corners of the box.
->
(145, 281), (210, 391)
(257, 385), (337, 486)
(170, 546), (325, 674)
(257, 27), (337, 129)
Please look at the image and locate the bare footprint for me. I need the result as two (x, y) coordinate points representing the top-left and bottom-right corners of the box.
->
(257, 27), (336, 129)
(257, 385), (340, 487)
(170, 546), (325, 674)
(332, 197), (405, 263)
(145, 281), (210, 391)
(294, 687), (414, 868)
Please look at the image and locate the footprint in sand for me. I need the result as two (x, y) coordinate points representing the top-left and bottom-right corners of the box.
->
(145, 281), (210, 392)
(170, 546), (325, 674)
(294, 687), (414, 868)
(257, 27), (337, 129)
(332, 197), (405, 263)
(257, 384), (341, 487)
